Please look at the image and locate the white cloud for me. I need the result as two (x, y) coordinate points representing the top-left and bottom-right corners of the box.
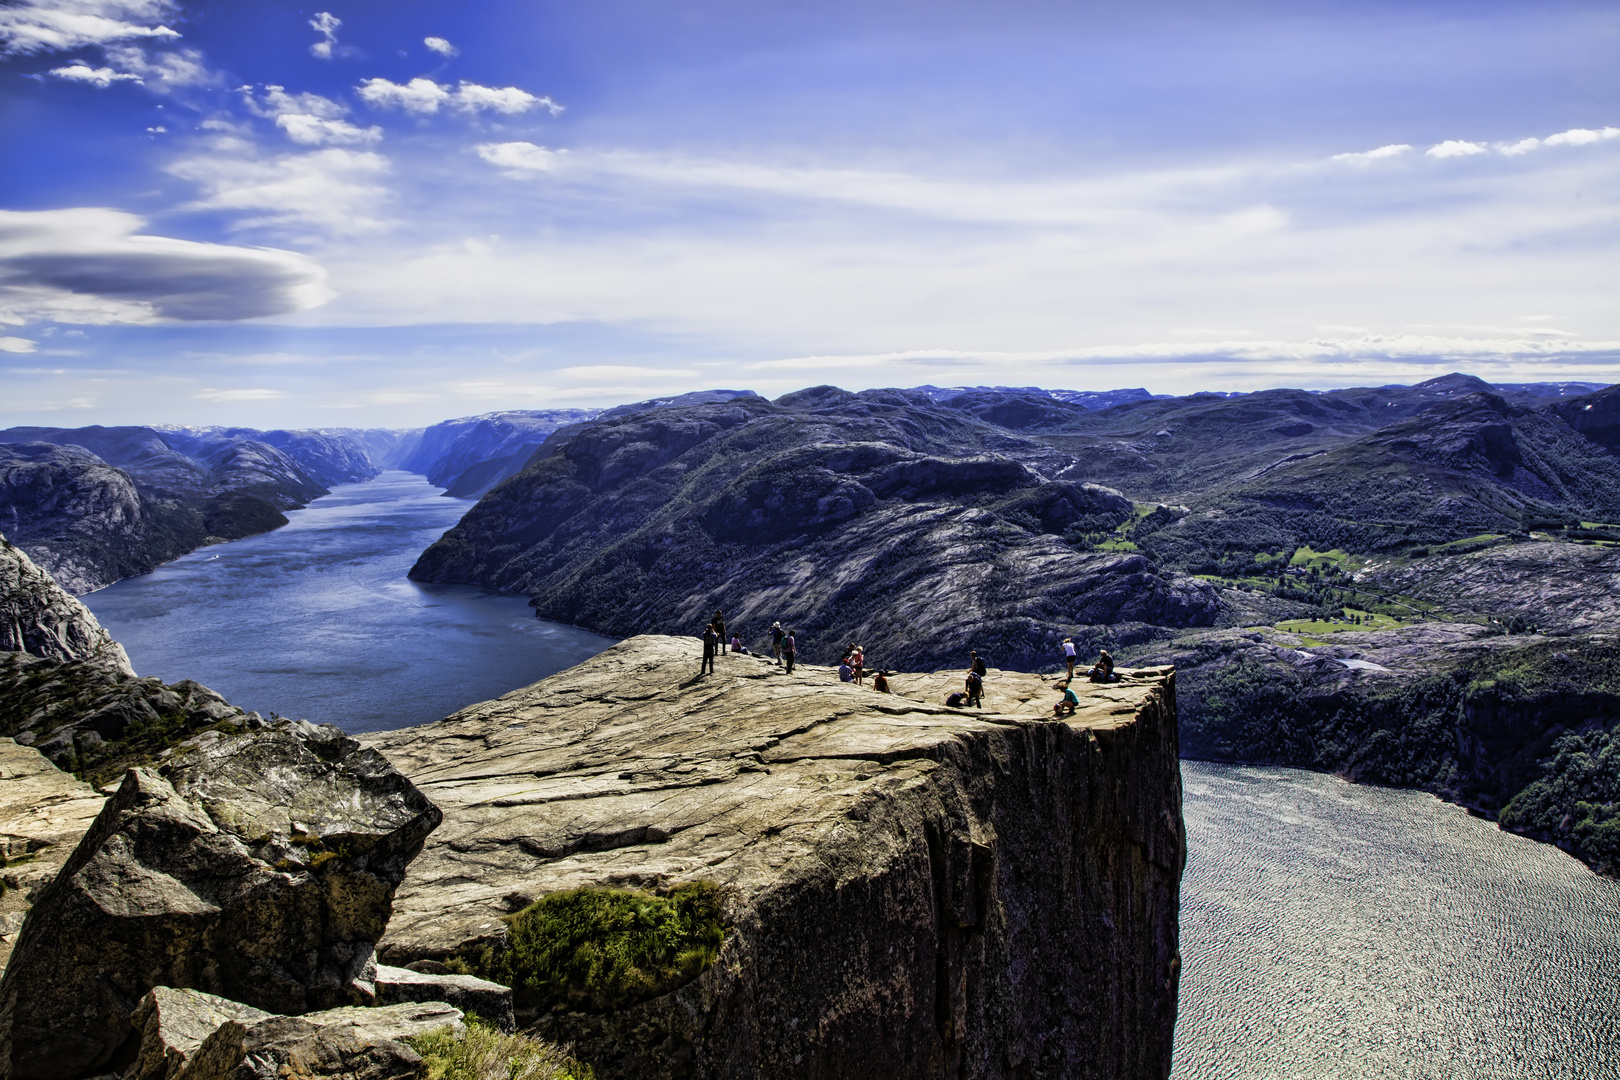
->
(424, 36), (457, 57)
(1498, 138), (1541, 156)
(358, 76), (449, 114)
(1331, 144), (1411, 164)
(358, 77), (561, 116)
(193, 387), (285, 401)
(0, 0), (178, 56)
(0, 337), (38, 353)
(1543, 126), (1620, 148)
(477, 141), (566, 173)
(1426, 140), (1489, 159)
(169, 142), (392, 235)
(241, 85), (382, 146)
(309, 11), (341, 60)
(101, 45), (219, 92)
(48, 62), (141, 87)
(0, 208), (330, 325)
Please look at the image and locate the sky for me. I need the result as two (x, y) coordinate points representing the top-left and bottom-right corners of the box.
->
(1, 0), (1618, 429)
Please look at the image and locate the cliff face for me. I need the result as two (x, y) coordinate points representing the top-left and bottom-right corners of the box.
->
(402, 409), (601, 497)
(367, 635), (1184, 1080)
(0, 534), (130, 673)
(410, 391), (1219, 671)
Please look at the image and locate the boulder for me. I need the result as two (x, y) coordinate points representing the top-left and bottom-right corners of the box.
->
(0, 722), (442, 1080)
(181, 1001), (462, 1080)
(373, 964), (514, 1033)
(126, 988), (272, 1080)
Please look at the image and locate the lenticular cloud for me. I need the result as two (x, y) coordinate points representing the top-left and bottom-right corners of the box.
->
(0, 209), (331, 324)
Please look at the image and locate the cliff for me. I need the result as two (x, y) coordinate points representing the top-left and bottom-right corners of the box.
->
(367, 635), (1185, 1080)
(402, 409), (601, 497)
(410, 390), (1219, 670)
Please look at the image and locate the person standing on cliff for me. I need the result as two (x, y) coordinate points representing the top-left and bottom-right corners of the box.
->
(712, 610), (726, 642)
(970, 650), (987, 679)
(1062, 637), (1077, 681)
(783, 630), (797, 674)
(700, 625), (719, 675)
(770, 621), (785, 665)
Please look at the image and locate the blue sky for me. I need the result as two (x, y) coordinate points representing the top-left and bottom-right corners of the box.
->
(2, 0), (1617, 428)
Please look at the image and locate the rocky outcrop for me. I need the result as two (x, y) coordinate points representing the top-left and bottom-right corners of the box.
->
(0, 722), (442, 1080)
(1546, 383), (1620, 453)
(367, 635), (1184, 1080)
(410, 391), (1219, 671)
(0, 444), (158, 594)
(402, 409), (601, 498)
(0, 534), (130, 672)
(372, 965), (514, 1032)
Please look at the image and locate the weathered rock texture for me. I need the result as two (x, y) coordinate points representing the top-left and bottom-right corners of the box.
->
(0, 534), (130, 672)
(0, 739), (106, 972)
(0, 722), (442, 1080)
(368, 635), (1184, 1080)
(373, 964), (514, 1032)
(126, 987), (272, 1080)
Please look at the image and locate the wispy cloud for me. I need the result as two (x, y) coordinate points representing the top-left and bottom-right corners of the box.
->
(1426, 140), (1489, 159)
(193, 387), (285, 401)
(241, 85), (382, 146)
(169, 140), (392, 235)
(308, 12), (343, 61)
(1331, 144), (1411, 164)
(424, 36), (458, 58)
(359, 77), (562, 116)
(0, 0), (178, 56)
(47, 62), (143, 87)
(0, 337), (38, 354)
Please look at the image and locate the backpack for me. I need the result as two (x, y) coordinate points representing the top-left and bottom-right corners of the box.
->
(966, 672), (983, 694)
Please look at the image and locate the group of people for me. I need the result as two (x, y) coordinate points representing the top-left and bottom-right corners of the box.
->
(1053, 637), (1117, 716)
(945, 649), (988, 709)
(837, 642), (893, 691)
(701, 612), (801, 675)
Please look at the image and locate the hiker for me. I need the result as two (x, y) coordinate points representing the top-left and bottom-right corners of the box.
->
(964, 669), (984, 708)
(700, 624), (719, 675)
(838, 660), (855, 682)
(969, 650), (987, 678)
(770, 622), (785, 665)
(1053, 683), (1079, 717)
(873, 670), (891, 693)
(1088, 649), (1116, 683)
(712, 610), (727, 641)
(1062, 637), (1077, 681)
(783, 630), (797, 674)
(946, 690), (965, 708)
(730, 632), (743, 653)
(849, 644), (865, 685)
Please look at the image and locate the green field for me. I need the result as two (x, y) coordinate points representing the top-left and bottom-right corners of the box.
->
(1277, 607), (1406, 635)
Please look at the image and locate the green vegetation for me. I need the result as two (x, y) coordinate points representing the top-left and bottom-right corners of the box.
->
(468, 881), (726, 1013)
(1501, 727), (1620, 876)
(408, 1019), (593, 1080)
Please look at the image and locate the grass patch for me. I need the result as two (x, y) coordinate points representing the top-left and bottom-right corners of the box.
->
(482, 881), (726, 1013)
(1276, 607), (1407, 635)
(1288, 545), (1354, 570)
(1094, 539), (1138, 553)
(408, 1018), (593, 1080)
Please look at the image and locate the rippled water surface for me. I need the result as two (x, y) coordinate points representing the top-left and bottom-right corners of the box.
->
(1176, 762), (1620, 1079)
(83, 472), (615, 734)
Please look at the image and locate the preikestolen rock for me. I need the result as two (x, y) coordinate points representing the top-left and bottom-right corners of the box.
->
(184, 1001), (463, 1080)
(0, 722), (442, 1080)
(125, 988), (273, 1080)
(373, 964), (514, 1033)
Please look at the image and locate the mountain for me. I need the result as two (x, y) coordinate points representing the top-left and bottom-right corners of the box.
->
(402, 409), (601, 497)
(410, 386), (1222, 671)
(0, 424), (388, 592)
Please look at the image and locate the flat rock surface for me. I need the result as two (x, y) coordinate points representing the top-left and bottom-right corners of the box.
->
(0, 738), (105, 973)
(368, 634), (1167, 960)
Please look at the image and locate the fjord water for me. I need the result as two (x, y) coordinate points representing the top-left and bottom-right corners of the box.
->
(1174, 762), (1620, 1079)
(78, 474), (1620, 1076)
(82, 472), (615, 734)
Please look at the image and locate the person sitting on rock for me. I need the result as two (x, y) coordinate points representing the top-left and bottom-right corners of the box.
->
(873, 670), (891, 693)
(1053, 683), (1080, 717)
(964, 669), (984, 708)
(1088, 649), (1116, 683)
(838, 660), (855, 682)
(730, 632), (743, 653)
